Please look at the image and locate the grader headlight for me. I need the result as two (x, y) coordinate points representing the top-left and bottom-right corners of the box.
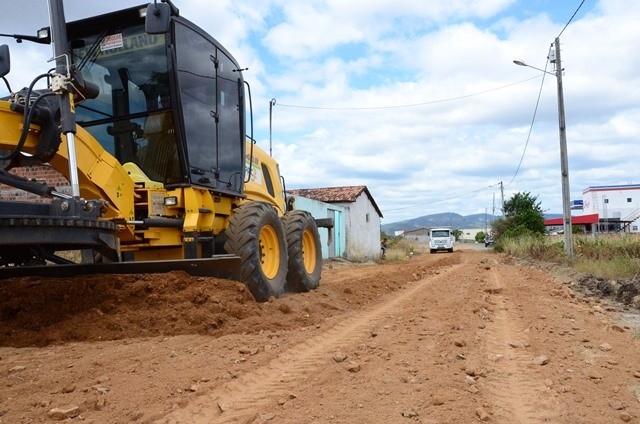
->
(163, 196), (178, 206)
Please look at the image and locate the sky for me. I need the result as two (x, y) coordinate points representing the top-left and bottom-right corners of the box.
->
(1, 0), (639, 224)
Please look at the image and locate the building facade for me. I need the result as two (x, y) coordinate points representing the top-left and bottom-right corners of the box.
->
(582, 184), (640, 232)
(398, 228), (430, 244)
(290, 195), (346, 259)
(460, 228), (484, 242)
(289, 186), (383, 261)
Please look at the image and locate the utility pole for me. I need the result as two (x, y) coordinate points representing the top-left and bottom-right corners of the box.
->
(500, 181), (505, 215)
(553, 37), (573, 259)
(513, 40), (573, 259)
(484, 208), (487, 233)
(492, 193), (496, 225)
(492, 193), (495, 216)
(269, 98), (276, 157)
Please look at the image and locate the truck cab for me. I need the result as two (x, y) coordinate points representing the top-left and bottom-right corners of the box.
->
(429, 227), (455, 253)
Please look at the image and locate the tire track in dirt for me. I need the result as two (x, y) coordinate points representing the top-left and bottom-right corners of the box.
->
(480, 259), (560, 423)
(159, 259), (464, 424)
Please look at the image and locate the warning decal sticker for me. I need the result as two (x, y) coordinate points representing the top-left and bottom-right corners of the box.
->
(100, 34), (124, 51)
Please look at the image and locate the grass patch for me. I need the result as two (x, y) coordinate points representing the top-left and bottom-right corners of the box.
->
(574, 234), (640, 279)
(499, 234), (564, 262)
(574, 255), (640, 280)
(382, 238), (424, 262)
(501, 233), (640, 280)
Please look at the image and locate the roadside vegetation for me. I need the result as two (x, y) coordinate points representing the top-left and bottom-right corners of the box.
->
(380, 232), (423, 261)
(500, 234), (640, 279)
(491, 192), (640, 280)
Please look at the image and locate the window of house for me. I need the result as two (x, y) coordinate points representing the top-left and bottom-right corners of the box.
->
(627, 198), (632, 203)
(604, 198), (609, 204)
(366, 213), (370, 223)
(633, 226), (638, 231)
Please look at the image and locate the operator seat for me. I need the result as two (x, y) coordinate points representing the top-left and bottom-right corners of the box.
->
(138, 112), (181, 184)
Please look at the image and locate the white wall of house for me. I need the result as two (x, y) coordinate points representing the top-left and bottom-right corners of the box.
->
(583, 185), (640, 232)
(336, 194), (381, 261)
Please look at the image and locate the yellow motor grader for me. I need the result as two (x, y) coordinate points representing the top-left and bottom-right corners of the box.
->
(0, 1), (330, 301)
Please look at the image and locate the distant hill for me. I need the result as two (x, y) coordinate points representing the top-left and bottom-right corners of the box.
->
(382, 213), (496, 235)
(382, 212), (563, 235)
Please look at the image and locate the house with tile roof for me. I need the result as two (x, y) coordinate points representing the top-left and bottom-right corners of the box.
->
(288, 185), (383, 261)
(287, 195), (347, 259)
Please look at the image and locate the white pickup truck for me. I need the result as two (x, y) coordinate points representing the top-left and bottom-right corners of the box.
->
(428, 227), (455, 253)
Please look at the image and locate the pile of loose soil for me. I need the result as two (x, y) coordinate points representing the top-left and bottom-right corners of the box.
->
(0, 254), (459, 348)
(0, 271), (254, 347)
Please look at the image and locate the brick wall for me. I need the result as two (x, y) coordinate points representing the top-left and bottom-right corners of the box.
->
(0, 165), (71, 202)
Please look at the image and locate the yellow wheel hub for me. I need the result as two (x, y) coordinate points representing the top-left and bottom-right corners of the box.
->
(259, 224), (280, 279)
(301, 228), (317, 274)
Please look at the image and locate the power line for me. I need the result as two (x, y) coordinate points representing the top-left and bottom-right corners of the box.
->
(275, 76), (541, 111)
(275, 0), (587, 113)
(381, 182), (502, 213)
(558, 0), (587, 38)
(280, 2), (589, 218)
(506, 46), (553, 187)
(507, 0), (588, 186)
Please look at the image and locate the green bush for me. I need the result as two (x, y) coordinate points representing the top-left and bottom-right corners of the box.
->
(492, 192), (545, 251)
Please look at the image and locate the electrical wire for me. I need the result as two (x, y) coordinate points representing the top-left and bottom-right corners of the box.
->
(276, 0), (587, 112)
(278, 1), (588, 217)
(381, 182), (502, 213)
(506, 46), (553, 187)
(507, 0), (587, 186)
(275, 76), (541, 111)
(558, 0), (587, 38)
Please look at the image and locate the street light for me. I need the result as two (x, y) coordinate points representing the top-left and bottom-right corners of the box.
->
(513, 60), (550, 75)
(514, 37), (573, 259)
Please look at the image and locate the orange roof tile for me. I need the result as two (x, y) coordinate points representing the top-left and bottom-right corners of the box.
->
(289, 185), (383, 218)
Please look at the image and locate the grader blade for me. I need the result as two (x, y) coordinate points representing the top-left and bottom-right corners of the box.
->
(0, 255), (241, 280)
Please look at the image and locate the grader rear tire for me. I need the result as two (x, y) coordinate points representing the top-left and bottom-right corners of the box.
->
(224, 202), (288, 302)
(282, 210), (322, 292)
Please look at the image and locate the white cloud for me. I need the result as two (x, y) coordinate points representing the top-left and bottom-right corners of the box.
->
(2, 0), (639, 225)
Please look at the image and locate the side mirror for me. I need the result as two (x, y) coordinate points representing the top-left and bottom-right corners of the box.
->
(145, 3), (171, 34)
(0, 45), (10, 78)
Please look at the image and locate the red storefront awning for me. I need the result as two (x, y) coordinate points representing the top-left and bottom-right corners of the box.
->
(544, 213), (599, 226)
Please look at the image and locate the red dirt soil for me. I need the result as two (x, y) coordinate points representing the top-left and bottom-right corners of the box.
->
(0, 249), (639, 423)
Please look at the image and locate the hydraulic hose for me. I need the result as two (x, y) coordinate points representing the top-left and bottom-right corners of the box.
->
(0, 76), (54, 163)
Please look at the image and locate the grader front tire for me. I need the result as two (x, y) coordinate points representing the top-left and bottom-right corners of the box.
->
(224, 202), (288, 302)
(282, 210), (322, 292)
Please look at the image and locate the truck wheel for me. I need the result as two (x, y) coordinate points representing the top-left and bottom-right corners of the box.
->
(282, 211), (322, 292)
(224, 202), (288, 302)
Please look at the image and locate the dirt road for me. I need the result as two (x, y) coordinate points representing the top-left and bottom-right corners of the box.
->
(1, 249), (639, 423)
